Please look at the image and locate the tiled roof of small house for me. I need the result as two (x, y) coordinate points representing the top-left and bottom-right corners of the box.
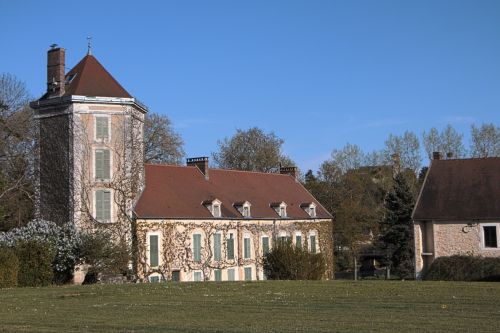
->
(42, 54), (132, 99)
(413, 157), (500, 221)
(134, 164), (332, 219)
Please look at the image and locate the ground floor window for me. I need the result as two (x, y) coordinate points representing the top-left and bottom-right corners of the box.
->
(227, 268), (235, 281)
(244, 267), (252, 281)
(483, 224), (499, 248)
(194, 271), (202, 282)
(171, 270), (180, 282)
(214, 269), (222, 281)
(149, 275), (160, 283)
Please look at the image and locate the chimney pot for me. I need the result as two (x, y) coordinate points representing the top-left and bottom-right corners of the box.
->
(433, 152), (442, 160)
(187, 157), (209, 180)
(47, 47), (65, 98)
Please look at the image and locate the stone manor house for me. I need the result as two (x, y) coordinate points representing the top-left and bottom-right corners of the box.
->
(31, 46), (333, 283)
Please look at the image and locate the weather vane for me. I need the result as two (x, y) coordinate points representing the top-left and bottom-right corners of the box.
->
(87, 36), (92, 55)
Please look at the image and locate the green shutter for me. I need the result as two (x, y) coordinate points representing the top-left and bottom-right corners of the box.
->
(244, 267), (252, 281)
(103, 191), (111, 220)
(244, 238), (251, 259)
(150, 235), (159, 267)
(227, 235), (234, 260)
(296, 235), (302, 249)
(262, 237), (269, 255)
(214, 233), (221, 261)
(193, 234), (201, 262)
(95, 190), (103, 220)
(194, 271), (202, 282)
(96, 117), (109, 139)
(95, 149), (110, 180)
(95, 150), (103, 179)
(214, 269), (222, 282)
(310, 235), (316, 253)
(227, 268), (235, 281)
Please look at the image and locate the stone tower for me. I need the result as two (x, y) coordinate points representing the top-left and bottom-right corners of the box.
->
(31, 46), (147, 238)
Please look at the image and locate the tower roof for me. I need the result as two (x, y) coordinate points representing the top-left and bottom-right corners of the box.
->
(41, 54), (132, 99)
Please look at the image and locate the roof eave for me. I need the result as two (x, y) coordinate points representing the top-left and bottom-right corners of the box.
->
(30, 95), (148, 113)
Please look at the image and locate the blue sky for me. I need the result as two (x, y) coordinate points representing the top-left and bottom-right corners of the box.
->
(1, 0), (499, 171)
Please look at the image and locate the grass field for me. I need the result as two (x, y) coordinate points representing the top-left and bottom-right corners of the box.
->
(1, 280), (500, 332)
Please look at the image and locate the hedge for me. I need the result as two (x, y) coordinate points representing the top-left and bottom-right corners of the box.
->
(0, 247), (19, 288)
(424, 255), (500, 282)
(15, 240), (55, 287)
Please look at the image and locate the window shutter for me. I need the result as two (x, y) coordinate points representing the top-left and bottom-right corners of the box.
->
(103, 191), (111, 220)
(103, 150), (110, 179)
(296, 235), (302, 249)
(95, 150), (103, 179)
(193, 234), (201, 262)
(244, 267), (252, 281)
(149, 235), (159, 267)
(310, 235), (316, 253)
(214, 269), (222, 282)
(95, 190), (103, 220)
(96, 117), (109, 139)
(262, 237), (269, 255)
(227, 235), (234, 260)
(214, 233), (221, 261)
(244, 238), (251, 259)
(227, 268), (235, 281)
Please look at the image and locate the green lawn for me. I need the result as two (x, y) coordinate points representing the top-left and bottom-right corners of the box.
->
(1, 280), (499, 332)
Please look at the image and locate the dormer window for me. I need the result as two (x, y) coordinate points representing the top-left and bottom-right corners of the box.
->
(234, 201), (252, 218)
(203, 199), (222, 218)
(271, 202), (287, 218)
(301, 202), (317, 218)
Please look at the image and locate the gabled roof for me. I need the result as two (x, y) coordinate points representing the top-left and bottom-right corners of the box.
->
(41, 54), (132, 99)
(134, 164), (332, 219)
(413, 157), (500, 221)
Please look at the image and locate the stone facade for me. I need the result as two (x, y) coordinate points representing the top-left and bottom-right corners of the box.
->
(414, 220), (500, 278)
(135, 218), (333, 282)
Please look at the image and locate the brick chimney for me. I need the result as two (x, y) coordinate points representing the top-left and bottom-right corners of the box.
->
(187, 157), (209, 180)
(47, 45), (65, 98)
(433, 151), (442, 160)
(279, 166), (298, 181)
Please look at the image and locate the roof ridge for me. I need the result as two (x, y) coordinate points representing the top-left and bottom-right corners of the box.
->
(210, 167), (291, 177)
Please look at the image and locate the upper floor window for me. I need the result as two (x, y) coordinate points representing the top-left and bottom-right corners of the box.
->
(193, 233), (202, 262)
(95, 116), (110, 141)
(95, 189), (111, 222)
(95, 149), (111, 180)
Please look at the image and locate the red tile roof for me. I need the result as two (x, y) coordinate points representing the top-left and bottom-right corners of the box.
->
(134, 164), (332, 219)
(413, 157), (500, 221)
(42, 54), (132, 99)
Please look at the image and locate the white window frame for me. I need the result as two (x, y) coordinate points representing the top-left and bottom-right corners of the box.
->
(93, 189), (113, 223)
(480, 223), (500, 250)
(206, 199), (222, 218)
(94, 114), (111, 142)
(147, 231), (161, 268)
(93, 147), (113, 181)
(242, 202), (251, 218)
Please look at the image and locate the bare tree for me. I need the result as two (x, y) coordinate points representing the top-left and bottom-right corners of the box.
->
(470, 123), (500, 158)
(423, 125), (466, 160)
(383, 131), (421, 174)
(212, 127), (294, 172)
(0, 73), (34, 230)
(324, 143), (364, 174)
(143, 112), (184, 164)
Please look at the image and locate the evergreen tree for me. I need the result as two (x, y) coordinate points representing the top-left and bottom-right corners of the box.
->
(378, 173), (415, 279)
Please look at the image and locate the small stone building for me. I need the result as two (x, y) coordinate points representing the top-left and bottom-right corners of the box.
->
(134, 159), (333, 282)
(412, 153), (500, 279)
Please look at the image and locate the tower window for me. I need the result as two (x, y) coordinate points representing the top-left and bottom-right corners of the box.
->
(95, 116), (110, 140)
(95, 149), (111, 180)
(95, 190), (111, 222)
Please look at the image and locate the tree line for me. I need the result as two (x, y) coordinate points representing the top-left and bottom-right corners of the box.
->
(1, 72), (499, 278)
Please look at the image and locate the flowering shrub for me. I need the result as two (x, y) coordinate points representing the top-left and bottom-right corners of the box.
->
(0, 219), (81, 284)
